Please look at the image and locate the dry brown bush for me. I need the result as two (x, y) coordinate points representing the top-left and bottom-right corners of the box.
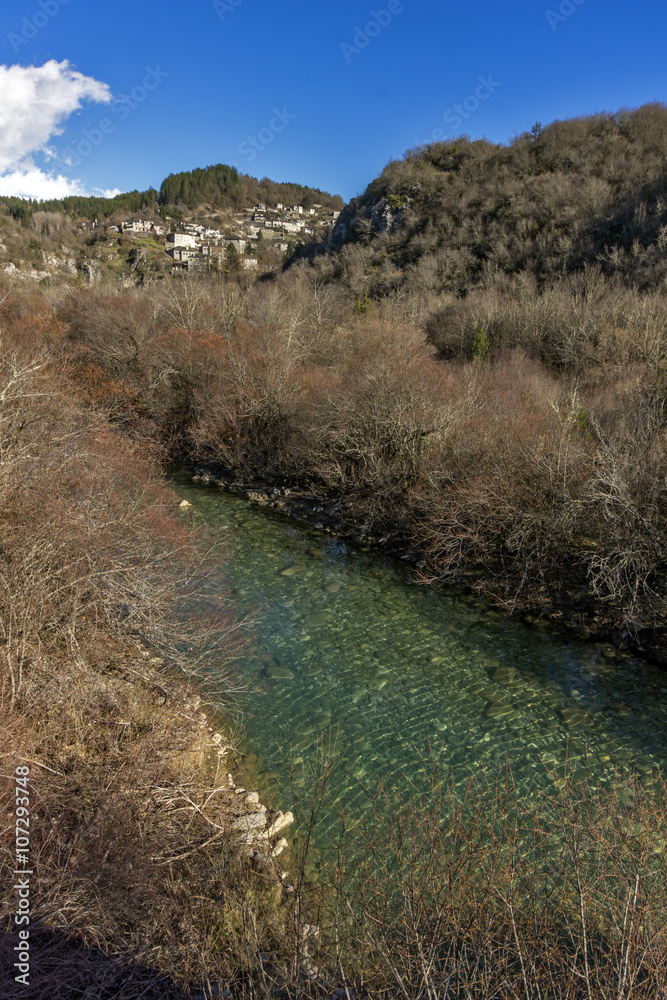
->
(0, 315), (278, 996)
(316, 754), (667, 1000)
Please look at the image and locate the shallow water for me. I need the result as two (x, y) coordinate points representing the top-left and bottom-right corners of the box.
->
(171, 472), (667, 845)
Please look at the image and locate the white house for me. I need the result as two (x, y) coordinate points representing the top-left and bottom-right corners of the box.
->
(123, 220), (160, 233)
(165, 233), (196, 249)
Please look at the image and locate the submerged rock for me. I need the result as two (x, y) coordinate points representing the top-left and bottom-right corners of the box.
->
(267, 666), (295, 680)
(561, 707), (589, 727)
(280, 564), (306, 576)
(484, 702), (514, 718)
(304, 611), (330, 627)
(266, 810), (294, 838)
(491, 666), (517, 684)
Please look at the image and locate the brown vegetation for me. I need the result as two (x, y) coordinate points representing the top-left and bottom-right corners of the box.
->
(2, 102), (667, 994)
(52, 259), (667, 648)
(0, 300), (271, 996)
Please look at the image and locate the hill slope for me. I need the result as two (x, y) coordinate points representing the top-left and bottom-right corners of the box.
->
(317, 102), (667, 296)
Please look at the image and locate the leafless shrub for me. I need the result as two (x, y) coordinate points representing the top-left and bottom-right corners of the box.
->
(306, 751), (667, 1000)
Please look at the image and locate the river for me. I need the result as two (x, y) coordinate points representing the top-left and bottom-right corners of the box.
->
(171, 471), (667, 849)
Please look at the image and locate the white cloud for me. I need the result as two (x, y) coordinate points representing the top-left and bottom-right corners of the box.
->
(0, 162), (89, 199)
(0, 60), (112, 199)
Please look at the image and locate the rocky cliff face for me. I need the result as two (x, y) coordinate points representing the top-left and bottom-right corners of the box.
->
(328, 194), (407, 250)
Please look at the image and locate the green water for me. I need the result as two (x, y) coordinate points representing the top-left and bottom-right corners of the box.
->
(172, 472), (667, 843)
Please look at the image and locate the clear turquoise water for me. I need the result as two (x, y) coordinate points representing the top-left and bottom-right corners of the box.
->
(171, 472), (667, 845)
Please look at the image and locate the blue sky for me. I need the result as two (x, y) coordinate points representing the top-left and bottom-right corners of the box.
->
(0, 0), (665, 202)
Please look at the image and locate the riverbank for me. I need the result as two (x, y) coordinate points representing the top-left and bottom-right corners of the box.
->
(53, 277), (667, 677)
(186, 463), (667, 669)
(0, 315), (305, 998)
(0, 627), (303, 999)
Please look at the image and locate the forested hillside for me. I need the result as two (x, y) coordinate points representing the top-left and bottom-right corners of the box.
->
(0, 163), (343, 224)
(158, 163), (344, 212)
(2, 188), (159, 225)
(315, 102), (667, 298)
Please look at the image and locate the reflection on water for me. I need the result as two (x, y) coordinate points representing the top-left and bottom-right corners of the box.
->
(171, 472), (667, 845)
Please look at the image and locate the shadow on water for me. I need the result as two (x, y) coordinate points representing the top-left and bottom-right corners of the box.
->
(169, 471), (667, 845)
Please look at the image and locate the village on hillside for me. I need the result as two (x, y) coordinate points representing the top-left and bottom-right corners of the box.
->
(109, 201), (341, 274)
(0, 199), (343, 285)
